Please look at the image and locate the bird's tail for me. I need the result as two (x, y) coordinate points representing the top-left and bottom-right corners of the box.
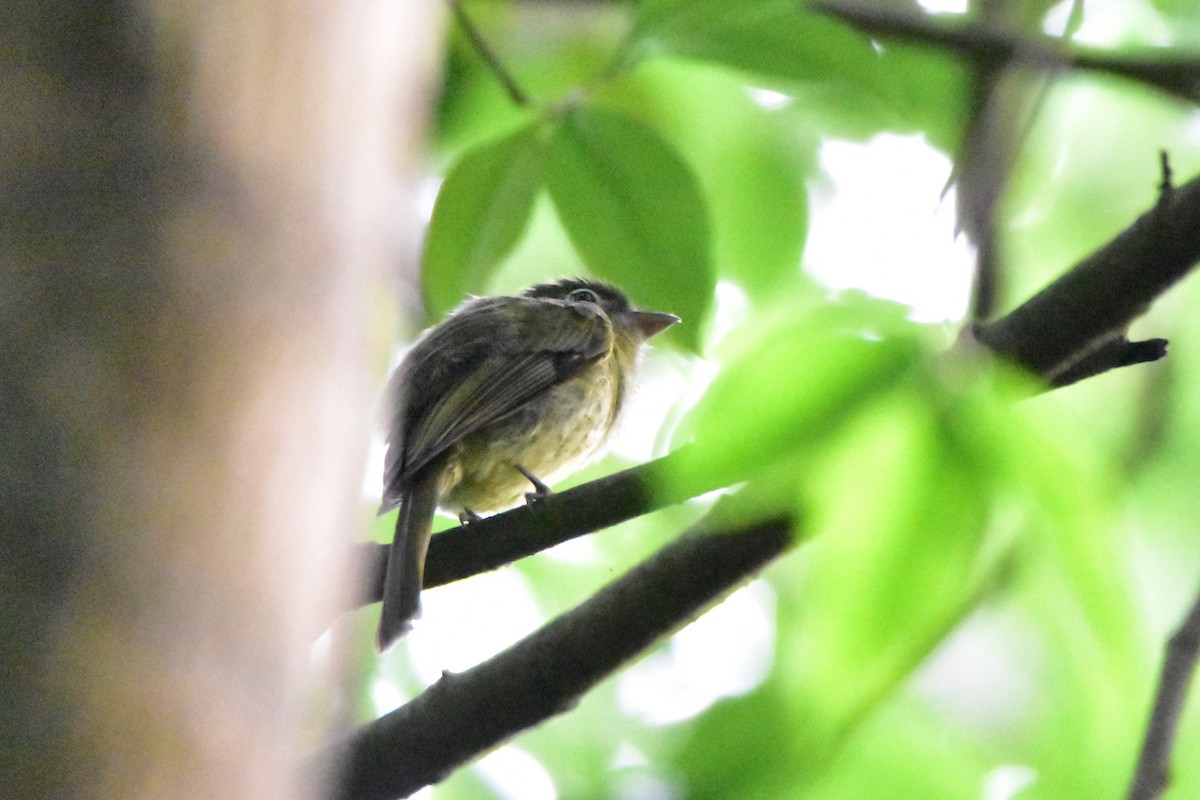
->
(377, 470), (440, 651)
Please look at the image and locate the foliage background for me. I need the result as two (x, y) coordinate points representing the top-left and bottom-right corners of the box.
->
(351, 2), (1200, 798)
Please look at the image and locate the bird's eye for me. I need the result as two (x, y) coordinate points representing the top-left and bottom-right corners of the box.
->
(567, 288), (599, 305)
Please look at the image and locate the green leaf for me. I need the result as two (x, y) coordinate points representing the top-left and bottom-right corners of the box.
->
(422, 123), (546, 317)
(706, 109), (808, 301)
(544, 107), (713, 349)
(626, 0), (970, 149)
(871, 43), (968, 152)
(785, 391), (994, 753)
(600, 60), (812, 303)
(660, 297), (926, 498)
(630, 0), (886, 94)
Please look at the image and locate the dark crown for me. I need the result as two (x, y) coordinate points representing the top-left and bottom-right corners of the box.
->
(523, 278), (631, 312)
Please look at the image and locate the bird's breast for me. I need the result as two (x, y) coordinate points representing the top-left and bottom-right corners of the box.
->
(439, 358), (623, 515)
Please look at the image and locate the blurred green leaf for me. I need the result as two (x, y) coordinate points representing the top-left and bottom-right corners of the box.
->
(871, 43), (967, 153)
(422, 123), (547, 316)
(434, 34), (538, 159)
(785, 389), (995, 754)
(545, 107), (713, 347)
(596, 60), (812, 304)
(794, 698), (993, 800)
(661, 297), (926, 497)
(672, 681), (808, 799)
(994, 435), (1146, 798)
(707, 112), (809, 300)
(629, 0), (886, 94)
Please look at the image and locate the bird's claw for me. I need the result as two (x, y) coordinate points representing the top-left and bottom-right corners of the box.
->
(516, 464), (552, 505)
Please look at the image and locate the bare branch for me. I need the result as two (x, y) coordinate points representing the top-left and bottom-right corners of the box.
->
(350, 449), (706, 610)
(975, 166), (1200, 379)
(321, 512), (795, 800)
(1128, 582), (1200, 800)
(813, 0), (1200, 105)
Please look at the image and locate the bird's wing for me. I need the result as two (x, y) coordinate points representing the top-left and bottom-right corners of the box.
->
(381, 296), (612, 507)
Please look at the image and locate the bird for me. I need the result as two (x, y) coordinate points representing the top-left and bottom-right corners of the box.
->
(376, 277), (679, 650)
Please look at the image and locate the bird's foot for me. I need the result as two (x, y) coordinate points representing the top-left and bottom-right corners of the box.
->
(516, 464), (552, 505)
(459, 508), (482, 525)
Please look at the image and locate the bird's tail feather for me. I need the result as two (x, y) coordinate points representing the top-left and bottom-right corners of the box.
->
(377, 471), (439, 651)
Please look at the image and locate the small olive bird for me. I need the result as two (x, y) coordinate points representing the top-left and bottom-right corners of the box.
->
(377, 278), (679, 650)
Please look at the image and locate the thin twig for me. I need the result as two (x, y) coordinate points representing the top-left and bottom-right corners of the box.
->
(1048, 337), (1168, 388)
(1156, 151), (1176, 224)
(813, 0), (1200, 105)
(449, 0), (531, 107)
(1128, 582), (1200, 800)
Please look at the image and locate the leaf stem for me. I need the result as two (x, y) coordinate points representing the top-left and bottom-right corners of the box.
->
(449, 0), (531, 108)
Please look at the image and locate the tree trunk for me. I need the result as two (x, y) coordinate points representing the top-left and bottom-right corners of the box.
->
(0, 2), (440, 797)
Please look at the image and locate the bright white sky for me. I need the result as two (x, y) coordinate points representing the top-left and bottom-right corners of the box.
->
(805, 133), (974, 324)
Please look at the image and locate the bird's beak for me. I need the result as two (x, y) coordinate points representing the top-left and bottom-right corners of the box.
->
(628, 310), (680, 339)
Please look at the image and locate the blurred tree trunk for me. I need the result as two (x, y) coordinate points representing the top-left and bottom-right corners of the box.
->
(0, 2), (439, 798)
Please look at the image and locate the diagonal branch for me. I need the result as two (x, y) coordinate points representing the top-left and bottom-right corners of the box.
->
(974, 161), (1200, 380)
(349, 448), (699, 611)
(320, 512), (794, 800)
